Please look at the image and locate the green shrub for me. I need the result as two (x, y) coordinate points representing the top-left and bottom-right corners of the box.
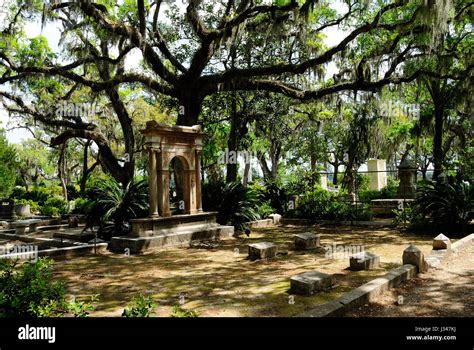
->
(32, 294), (99, 317)
(14, 199), (40, 214)
(392, 206), (424, 226)
(0, 257), (98, 317)
(122, 295), (156, 317)
(414, 176), (473, 234)
(66, 295), (99, 317)
(170, 305), (199, 318)
(72, 197), (93, 215)
(295, 188), (372, 221)
(202, 181), (260, 230)
(257, 201), (275, 218)
(40, 196), (69, 217)
(358, 177), (399, 202)
(87, 178), (149, 239)
(0, 258), (65, 317)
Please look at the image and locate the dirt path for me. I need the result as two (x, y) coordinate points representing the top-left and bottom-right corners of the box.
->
(346, 242), (474, 317)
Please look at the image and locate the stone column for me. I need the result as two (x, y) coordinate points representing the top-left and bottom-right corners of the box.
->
(148, 148), (159, 217)
(367, 159), (387, 191)
(320, 173), (328, 190)
(195, 150), (203, 212)
(157, 152), (171, 217)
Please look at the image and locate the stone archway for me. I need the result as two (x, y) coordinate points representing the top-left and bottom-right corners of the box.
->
(144, 121), (203, 218)
(110, 121), (234, 254)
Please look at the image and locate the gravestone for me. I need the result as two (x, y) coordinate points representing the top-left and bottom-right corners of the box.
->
(350, 251), (380, 270)
(294, 232), (320, 250)
(68, 216), (79, 228)
(0, 198), (14, 220)
(402, 244), (427, 272)
(396, 158), (416, 199)
(432, 233), (451, 250)
(320, 173), (328, 190)
(290, 271), (332, 295)
(367, 159), (387, 191)
(248, 242), (277, 260)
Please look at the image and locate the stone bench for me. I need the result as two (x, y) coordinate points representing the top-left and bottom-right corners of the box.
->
(349, 251), (380, 270)
(248, 242), (277, 260)
(294, 232), (320, 250)
(290, 271), (332, 295)
(12, 219), (42, 235)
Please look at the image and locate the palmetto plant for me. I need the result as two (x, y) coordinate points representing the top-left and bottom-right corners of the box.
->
(414, 176), (473, 234)
(87, 178), (149, 239)
(202, 181), (260, 230)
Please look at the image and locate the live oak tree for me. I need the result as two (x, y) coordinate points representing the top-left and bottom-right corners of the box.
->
(0, 0), (462, 183)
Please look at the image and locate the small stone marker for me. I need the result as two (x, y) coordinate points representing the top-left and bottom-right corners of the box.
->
(68, 216), (79, 228)
(349, 251), (380, 270)
(268, 213), (282, 225)
(402, 244), (427, 273)
(248, 242), (277, 260)
(290, 271), (332, 295)
(432, 233), (451, 250)
(294, 232), (320, 250)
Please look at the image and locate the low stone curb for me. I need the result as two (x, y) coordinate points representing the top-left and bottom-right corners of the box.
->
(246, 219), (274, 228)
(280, 218), (394, 227)
(299, 264), (417, 317)
(451, 233), (474, 251)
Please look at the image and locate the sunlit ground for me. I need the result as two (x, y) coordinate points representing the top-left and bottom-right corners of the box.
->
(51, 225), (434, 317)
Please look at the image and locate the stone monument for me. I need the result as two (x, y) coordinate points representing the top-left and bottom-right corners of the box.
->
(370, 158), (416, 216)
(367, 159), (387, 191)
(396, 158), (416, 199)
(110, 122), (234, 253)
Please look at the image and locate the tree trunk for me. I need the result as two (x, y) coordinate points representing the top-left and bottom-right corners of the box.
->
(58, 143), (68, 203)
(433, 103), (444, 179)
(226, 93), (238, 183)
(310, 151), (317, 186)
(177, 89), (202, 126)
(242, 162), (251, 187)
(332, 158), (340, 186)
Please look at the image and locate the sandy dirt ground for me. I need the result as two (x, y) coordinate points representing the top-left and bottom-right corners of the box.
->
(346, 241), (474, 317)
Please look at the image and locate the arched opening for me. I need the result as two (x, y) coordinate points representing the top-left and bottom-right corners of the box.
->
(168, 156), (190, 215)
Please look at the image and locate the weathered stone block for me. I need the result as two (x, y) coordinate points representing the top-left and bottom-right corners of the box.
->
(290, 271), (332, 295)
(432, 233), (451, 250)
(349, 251), (380, 270)
(68, 216), (79, 228)
(294, 232), (320, 250)
(268, 213), (282, 225)
(402, 244), (427, 272)
(248, 242), (277, 260)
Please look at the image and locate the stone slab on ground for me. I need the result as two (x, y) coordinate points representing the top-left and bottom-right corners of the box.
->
(350, 251), (380, 270)
(296, 264), (417, 316)
(294, 232), (320, 250)
(248, 242), (277, 260)
(290, 271), (332, 295)
(111, 224), (234, 254)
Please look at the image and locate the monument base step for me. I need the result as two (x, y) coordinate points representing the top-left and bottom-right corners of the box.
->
(109, 224), (234, 254)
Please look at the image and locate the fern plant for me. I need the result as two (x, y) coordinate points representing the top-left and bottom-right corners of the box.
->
(86, 178), (149, 239)
(202, 181), (260, 230)
(414, 176), (473, 234)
